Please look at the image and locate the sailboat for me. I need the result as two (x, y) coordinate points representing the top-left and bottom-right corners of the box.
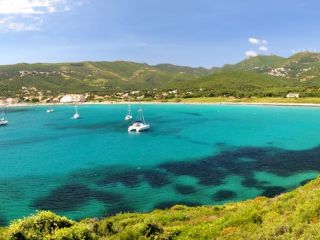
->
(0, 106), (8, 126)
(125, 103), (133, 121)
(72, 105), (80, 119)
(128, 107), (150, 132)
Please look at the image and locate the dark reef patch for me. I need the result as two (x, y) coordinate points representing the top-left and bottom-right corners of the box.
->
(159, 145), (320, 194)
(97, 169), (170, 188)
(160, 161), (226, 186)
(213, 190), (237, 201)
(35, 143), (320, 216)
(154, 201), (201, 210)
(241, 177), (267, 189)
(142, 170), (171, 188)
(32, 184), (122, 212)
(98, 170), (141, 187)
(174, 184), (197, 195)
(261, 186), (287, 198)
(299, 178), (314, 186)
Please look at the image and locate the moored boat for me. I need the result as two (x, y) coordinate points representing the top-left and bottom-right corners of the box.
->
(0, 106), (8, 126)
(72, 105), (80, 119)
(128, 107), (150, 132)
(125, 103), (133, 121)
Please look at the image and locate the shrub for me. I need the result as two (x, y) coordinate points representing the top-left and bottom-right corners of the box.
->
(141, 222), (163, 239)
(49, 223), (92, 240)
(7, 211), (74, 240)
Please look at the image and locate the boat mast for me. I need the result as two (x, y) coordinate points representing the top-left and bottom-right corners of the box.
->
(1, 105), (7, 120)
(128, 96), (131, 115)
(138, 107), (145, 123)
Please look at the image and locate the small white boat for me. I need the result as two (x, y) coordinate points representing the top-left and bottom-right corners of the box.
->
(46, 109), (54, 113)
(72, 105), (80, 119)
(125, 103), (133, 121)
(128, 107), (150, 132)
(0, 118), (8, 126)
(0, 106), (8, 126)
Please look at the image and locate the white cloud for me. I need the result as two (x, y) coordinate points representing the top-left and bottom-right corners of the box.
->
(248, 38), (260, 45)
(246, 37), (269, 57)
(0, 0), (84, 31)
(0, 16), (42, 31)
(258, 46), (268, 52)
(248, 37), (268, 45)
(0, 0), (66, 15)
(245, 50), (258, 58)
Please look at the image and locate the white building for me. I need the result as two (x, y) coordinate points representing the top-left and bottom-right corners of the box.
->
(60, 94), (86, 103)
(286, 93), (299, 98)
(169, 90), (178, 94)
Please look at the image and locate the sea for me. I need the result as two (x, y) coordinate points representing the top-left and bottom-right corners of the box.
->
(0, 103), (319, 224)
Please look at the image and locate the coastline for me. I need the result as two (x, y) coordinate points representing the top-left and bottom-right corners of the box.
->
(6, 99), (320, 108)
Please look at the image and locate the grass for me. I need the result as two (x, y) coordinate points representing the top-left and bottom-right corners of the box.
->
(170, 97), (320, 104)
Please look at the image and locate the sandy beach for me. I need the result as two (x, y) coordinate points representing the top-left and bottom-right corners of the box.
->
(5, 100), (320, 108)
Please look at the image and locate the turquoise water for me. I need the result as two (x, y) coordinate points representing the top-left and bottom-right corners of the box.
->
(0, 104), (320, 224)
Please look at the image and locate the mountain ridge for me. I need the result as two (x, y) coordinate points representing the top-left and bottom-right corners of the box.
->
(1, 52), (320, 98)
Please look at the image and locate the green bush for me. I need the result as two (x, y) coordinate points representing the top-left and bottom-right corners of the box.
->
(49, 223), (92, 240)
(7, 211), (74, 240)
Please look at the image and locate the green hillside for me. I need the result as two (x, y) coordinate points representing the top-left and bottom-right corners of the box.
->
(1, 176), (320, 239)
(223, 55), (286, 72)
(2, 52), (320, 99)
(0, 61), (212, 97)
(223, 52), (320, 84)
(183, 71), (297, 98)
(193, 52), (320, 98)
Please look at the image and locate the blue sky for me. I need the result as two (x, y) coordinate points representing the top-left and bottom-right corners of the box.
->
(0, 0), (319, 67)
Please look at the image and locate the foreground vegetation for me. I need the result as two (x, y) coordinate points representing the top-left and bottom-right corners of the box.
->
(1, 176), (320, 239)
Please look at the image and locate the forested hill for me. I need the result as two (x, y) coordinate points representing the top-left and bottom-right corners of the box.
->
(2, 52), (320, 98)
(0, 61), (213, 96)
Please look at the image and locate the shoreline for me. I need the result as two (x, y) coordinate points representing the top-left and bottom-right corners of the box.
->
(6, 100), (320, 108)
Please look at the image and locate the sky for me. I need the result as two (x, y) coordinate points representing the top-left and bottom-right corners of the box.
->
(0, 0), (319, 67)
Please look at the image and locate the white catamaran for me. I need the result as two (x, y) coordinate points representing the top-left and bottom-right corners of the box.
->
(0, 106), (8, 126)
(72, 105), (80, 119)
(128, 107), (150, 132)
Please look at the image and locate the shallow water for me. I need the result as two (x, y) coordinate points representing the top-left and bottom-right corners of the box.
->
(0, 104), (319, 224)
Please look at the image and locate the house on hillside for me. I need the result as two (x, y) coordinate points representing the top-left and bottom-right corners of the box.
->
(286, 93), (300, 98)
(60, 94), (86, 103)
